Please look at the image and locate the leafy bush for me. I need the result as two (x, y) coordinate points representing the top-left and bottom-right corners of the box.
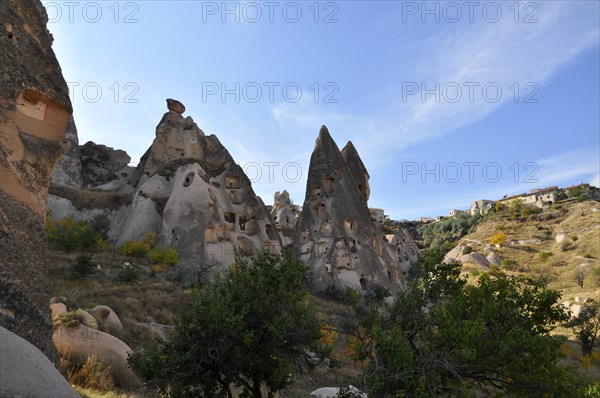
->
(148, 247), (179, 270)
(325, 284), (360, 305)
(129, 251), (328, 398)
(118, 264), (140, 283)
(119, 240), (150, 257)
(418, 214), (481, 253)
(462, 245), (473, 255)
(561, 241), (572, 252)
(521, 205), (543, 216)
(490, 231), (507, 246)
(70, 254), (97, 279)
(46, 215), (104, 253)
(366, 283), (391, 304)
(352, 261), (585, 397)
(118, 233), (157, 257)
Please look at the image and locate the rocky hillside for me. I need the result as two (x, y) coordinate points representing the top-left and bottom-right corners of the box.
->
(442, 201), (600, 306)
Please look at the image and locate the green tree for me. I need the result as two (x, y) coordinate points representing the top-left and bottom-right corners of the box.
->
(566, 302), (600, 357)
(351, 261), (584, 397)
(129, 251), (327, 397)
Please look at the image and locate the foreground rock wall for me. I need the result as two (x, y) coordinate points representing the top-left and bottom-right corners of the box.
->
(0, 0), (72, 362)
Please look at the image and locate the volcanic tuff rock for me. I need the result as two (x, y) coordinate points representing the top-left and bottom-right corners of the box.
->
(111, 100), (281, 267)
(294, 126), (403, 293)
(51, 116), (83, 187)
(386, 229), (421, 273)
(270, 190), (299, 246)
(0, 0), (72, 362)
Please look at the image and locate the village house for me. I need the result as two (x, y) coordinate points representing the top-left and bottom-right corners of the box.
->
(448, 209), (469, 217)
(498, 186), (559, 208)
(470, 199), (495, 216)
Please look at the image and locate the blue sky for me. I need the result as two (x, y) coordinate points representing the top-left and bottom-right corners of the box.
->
(43, 0), (599, 220)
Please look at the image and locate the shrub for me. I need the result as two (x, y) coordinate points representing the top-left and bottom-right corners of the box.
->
(118, 233), (157, 257)
(571, 235), (579, 242)
(462, 246), (473, 255)
(366, 283), (391, 304)
(118, 264), (140, 283)
(70, 254), (97, 279)
(46, 215), (104, 253)
(119, 240), (150, 257)
(490, 232), (507, 246)
(561, 241), (572, 252)
(148, 247), (179, 269)
(539, 251), (553, 263)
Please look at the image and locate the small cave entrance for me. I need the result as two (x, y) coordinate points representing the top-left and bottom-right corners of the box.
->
(344, 219), (357, 236)
(183, 171), (195, 187)
(225, 175), (241, 189)
(224, 212), (236, 231)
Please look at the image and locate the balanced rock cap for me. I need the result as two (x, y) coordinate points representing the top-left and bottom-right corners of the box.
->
(166, 98), (185, 114)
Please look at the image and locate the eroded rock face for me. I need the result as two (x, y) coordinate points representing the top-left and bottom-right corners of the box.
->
(270, 190), (299, 246)
(0, 0), (72, 362)
(80, 141), (132, 189)
(112, 100), (281, 268)
(386, 229), (421, 273)
(51, 116), (83, 187)
(294, 126), (402, 293)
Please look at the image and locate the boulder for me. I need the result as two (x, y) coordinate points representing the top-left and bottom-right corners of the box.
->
(0, 326), (80, 398)
(53, 323), (139, 388)
(89, 305), (123, 336)
(486, 251), (502, 266)
(311, 385), (367, 398)
(294, 127), (402, 293)
(167, 98), (185, 114)
(459, 252), (490, 267)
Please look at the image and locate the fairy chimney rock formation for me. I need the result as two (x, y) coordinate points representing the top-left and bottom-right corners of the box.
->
(294, 126), (403, 293)
(0, 0), (73, 363)
(270, 190), (299, 246)
(112, 99), (281, 267)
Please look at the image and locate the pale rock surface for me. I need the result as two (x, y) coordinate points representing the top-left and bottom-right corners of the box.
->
(89, 305), (124, 337)
(486, 251), (502, 266)
(53, 322), (138, 388)
(112, 100), (281, 267)
(310, 385), (367, 398)
(270, 190), (299, 246)
(386, 229), (421, 273)
(294, 127), (402, 292)
(51, 115), (83, 187)
(0, 326), (79, 398)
